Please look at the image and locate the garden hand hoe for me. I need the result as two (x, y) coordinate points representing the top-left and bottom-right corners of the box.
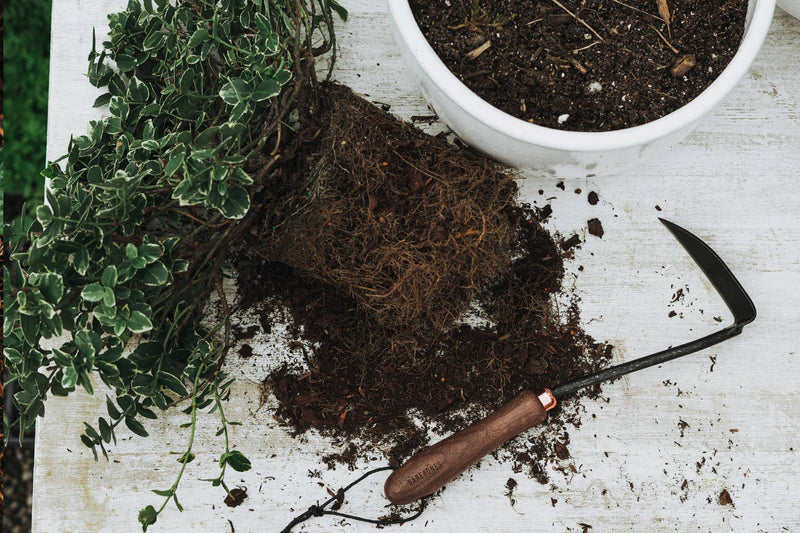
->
(385, 218), (757, 505)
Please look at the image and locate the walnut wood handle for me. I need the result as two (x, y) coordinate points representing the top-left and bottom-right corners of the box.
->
(384, 389), (552, 505)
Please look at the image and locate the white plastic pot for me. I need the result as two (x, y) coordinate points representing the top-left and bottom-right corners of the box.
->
(387, 0), (776, 177)
(778, 0), (800, 18)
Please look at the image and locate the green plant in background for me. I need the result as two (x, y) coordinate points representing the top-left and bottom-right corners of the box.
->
(3, 0), (345, 529)
(4, 0), (52, 203)
(1, 149), (5, 221)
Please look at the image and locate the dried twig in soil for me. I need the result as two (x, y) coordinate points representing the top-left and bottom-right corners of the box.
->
(610, 0), (662, 21)
(651, 25), (680, 54)
(670, 54), (697, 77)
(656, 0), (672, 35)
(467, 40), (492, 60)
(548, 0), (604, 41)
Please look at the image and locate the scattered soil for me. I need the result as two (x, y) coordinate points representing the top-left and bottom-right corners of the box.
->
(409, 0), (747, 131)
(554, 440), (571, 460)
(224, 488), (248, 508)
(718, 488), (734, 506)
(505, 477), (518, 506)
(561, 234), (582, 251)
(238, 344), (253, 359)
(233, 84), (612, 481)
(322, 443), (359, 471)
(678, 418), (690, 438)
(587, 191), (599, 206)
(588, 218), (604, 238)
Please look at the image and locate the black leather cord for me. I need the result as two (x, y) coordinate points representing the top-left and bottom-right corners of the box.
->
(281, 466), (427, 532)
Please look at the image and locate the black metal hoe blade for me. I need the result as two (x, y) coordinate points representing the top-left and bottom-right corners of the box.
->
(551, 218), (756, 399)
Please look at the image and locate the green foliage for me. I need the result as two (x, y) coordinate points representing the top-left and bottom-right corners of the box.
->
(4, 0), (52, 201)
(220, 449), (252, 472)
(1, 150), (5, 221)
(138, 506), (158, 532)
(4, 0), (345, 528)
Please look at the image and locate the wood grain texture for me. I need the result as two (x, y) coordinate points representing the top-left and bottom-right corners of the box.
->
(384, 390), (548, 505)
(33, 1), (800, 532)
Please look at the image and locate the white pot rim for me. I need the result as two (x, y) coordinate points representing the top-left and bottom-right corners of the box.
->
(387, 0), (777, 153)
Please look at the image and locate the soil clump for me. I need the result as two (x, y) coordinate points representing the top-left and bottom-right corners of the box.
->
(234, 84), (612, 479)
(409, 0), (747, 131)
(254, 83), (516, 343)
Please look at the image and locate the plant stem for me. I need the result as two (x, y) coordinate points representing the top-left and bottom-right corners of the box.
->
(213, 378), (231, 493)
(155, 360), (205, 517)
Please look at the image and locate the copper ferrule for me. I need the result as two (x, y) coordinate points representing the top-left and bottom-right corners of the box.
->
(537, 388), (557, 411)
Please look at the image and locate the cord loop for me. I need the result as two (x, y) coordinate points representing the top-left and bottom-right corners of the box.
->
(309, 504), (325, 517)
(281, 466), (428, 532)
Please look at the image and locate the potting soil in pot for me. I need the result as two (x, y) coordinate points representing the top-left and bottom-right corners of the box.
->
(409, 0), (747, 131)
(233, 84), (612, 481)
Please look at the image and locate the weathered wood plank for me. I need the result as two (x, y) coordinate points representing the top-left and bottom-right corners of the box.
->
(33, 1), (800, 532)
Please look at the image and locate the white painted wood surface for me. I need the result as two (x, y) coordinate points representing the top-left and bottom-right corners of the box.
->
(33, 1), (800, 532)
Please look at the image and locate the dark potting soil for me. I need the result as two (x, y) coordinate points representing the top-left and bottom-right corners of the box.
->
(233, 84), (612, 482)
(409, 0), (747, 131)
(256, 83), (517, 342)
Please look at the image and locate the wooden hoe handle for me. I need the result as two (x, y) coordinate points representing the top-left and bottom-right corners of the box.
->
(384, 390), (552, 505)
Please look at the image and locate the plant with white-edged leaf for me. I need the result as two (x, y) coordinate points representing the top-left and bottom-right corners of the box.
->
(3, 0), (346, 529)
